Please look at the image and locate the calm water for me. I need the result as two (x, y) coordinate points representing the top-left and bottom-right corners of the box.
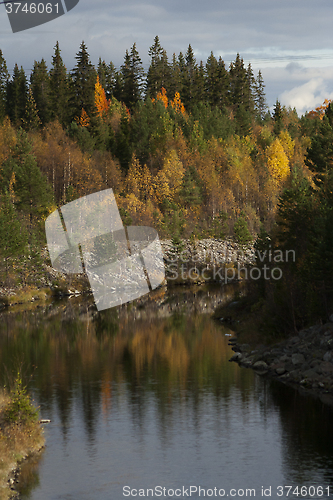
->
(1, 285), (333, 499)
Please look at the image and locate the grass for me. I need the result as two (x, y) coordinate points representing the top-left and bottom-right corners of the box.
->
(0, 377), (44, 500)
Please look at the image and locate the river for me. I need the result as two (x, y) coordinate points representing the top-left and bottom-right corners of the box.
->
(1, 284), (333, 499)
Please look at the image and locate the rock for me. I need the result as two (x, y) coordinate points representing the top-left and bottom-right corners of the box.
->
(253, 361), (268, 371)
(239, 343), (251, 353)
(229, 352), (242, 362)
(329, 314), (333, 323)
(292, 353), (305, 365)
(323, 351), (333, 362)
(276, 367), (286, 375)
(319, 361), (333, 375)
(241, 359), (253, 368)
(279, 354), (290, 363)
(302, 368), (319, 380)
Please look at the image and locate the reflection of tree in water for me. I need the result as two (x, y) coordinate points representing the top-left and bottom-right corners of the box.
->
(260, 378), (333, 486)
(0, 287), (253, 448)
(15, 452), (44, 498)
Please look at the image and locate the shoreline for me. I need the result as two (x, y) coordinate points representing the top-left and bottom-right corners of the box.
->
(0, 392), (45, 500)
(0, 238), (254, 309)
(227, 321), (333, 408)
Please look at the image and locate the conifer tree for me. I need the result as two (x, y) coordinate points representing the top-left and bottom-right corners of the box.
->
(254, 70), (267, 120)
(49, 41), (70, 124)
(229, 54), (248, 109)
(182, 44), (197, 109)
(22, 88), (41, 131)
(71, 41), (97, 119)
(146, 36), (170, 99)
(2, 130), (53, 227)
(0, 49), (9, 122)
(273, 99), (283, 135)
(0, 191), (27, 283)
(121, 43), (145, 109)
(30, 58), (50, 125)
(6, 64), (28, 126)
(97, 58), (116, 100)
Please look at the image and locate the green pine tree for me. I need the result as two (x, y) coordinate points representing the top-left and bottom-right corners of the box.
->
(71, 41), (97, 119)
(121, 43), (145, 110)
(49, 41), (70, 124)
(0, 192), (27, 285)
(0, 49), (9, 122)
(6, 64), (28, 126)
(30, 58), (50, 125)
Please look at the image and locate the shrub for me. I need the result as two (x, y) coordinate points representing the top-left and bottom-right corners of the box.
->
(3, 375), (38, 425)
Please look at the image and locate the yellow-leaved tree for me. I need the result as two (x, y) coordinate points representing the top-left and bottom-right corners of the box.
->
(278, 130), (295, 161)
(266, 138), (290, 185)
(153, 149), (184, 204)
(95, 75), (109, 119)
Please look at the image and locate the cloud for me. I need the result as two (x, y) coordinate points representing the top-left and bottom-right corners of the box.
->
(280, 78), (333, 115)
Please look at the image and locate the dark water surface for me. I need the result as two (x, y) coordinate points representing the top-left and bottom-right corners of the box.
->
(1, 285), (333, 499)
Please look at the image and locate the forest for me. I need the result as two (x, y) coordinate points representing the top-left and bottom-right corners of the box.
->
(0, 36), (333, 332)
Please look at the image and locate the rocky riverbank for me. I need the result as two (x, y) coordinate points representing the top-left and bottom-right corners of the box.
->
(229, 319), (333, 406)
(0, 238), (254, 307)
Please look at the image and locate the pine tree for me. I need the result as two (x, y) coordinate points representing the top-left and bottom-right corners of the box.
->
(71, 41), (97, 119)
(49, 41), (70, 125)
(0, 191), (27, 283)
(121, 43), (145, 109)
(182, 44), (197, 109)
(97, 58), (116, 100)
(22, 88), (41, 131)
(273, 99), (283, 135)
(0, 49), (9, 122)
(254, 70), (267, 120)
(6, 64), (28, 126)
(30, 58), (50, 125)
(2, 130), (53, 227)
(229, 54), (247, 109)
(146, 36), (170, 99)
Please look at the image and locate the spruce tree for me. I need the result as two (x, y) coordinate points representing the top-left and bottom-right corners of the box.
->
(229, 54), (247, 109)
(22, 88), (41, 131)
(2, 130), (53, 229)
(6, 64), (28, 126)
(146, 36), (169, 99)
(254, 70), (267, 120)
(71, 41), (97, 118)
(49, 41), (70, 125)
(30, 58), (50, 125)
(121, 43), (145, 109)
(97, 58), (116, 100)
(0, 192), (27, 284)
(0, 49), (9, 122)
(182, 44), (197, 109)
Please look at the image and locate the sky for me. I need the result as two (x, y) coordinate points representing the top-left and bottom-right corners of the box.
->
(0, 0), (333, 116)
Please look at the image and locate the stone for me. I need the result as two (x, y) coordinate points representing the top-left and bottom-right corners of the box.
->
(229, 353), (242, 362)
(319, 361), (333, 375)
(276, 367), (286, 376)
(292, 353), (305, 365)
(302, 369), (319, 380)
(329, 314), (333, 323)
(253, 361), (268, 371)
(323, 351), (333, 362)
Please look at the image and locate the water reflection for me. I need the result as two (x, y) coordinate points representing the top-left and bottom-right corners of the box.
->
(1, 285), (333, 499)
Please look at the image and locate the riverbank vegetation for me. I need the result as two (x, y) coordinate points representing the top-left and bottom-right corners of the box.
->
(0, 374), (44, 500)
(0, 37), (332, 331)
